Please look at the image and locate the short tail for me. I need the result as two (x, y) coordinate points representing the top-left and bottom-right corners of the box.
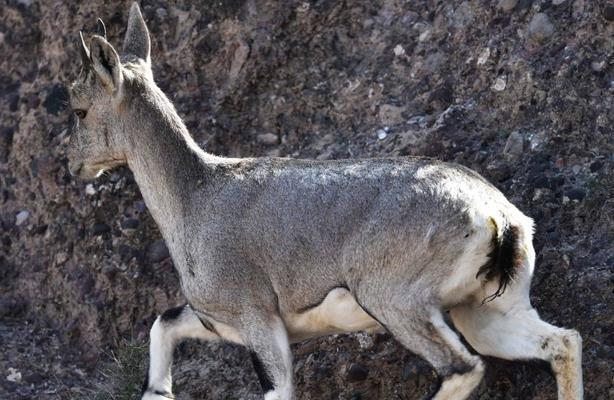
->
(476, 218), (523, 303)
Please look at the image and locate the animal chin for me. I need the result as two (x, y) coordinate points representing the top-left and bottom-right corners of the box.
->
(78, 164), (105, 180)
(84, 159), (126, 179)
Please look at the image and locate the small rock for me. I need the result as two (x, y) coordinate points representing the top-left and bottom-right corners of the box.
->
(109, 173), (122, 183)
(134, 201), (147, 213)
(85, 184), (96, 196)
(355, 332), (374, 350)
(7, 93), (19, 112)
(591, 60), (606, 72)
(25, 372), (43, 385)
(156, 7), (167, 20)
(428, 84), (454, 107)
(33, 224), (47, 235)
(0, 297), (27, 318)
(565, 187), (586, 201)
(0, 126), (14, 163)
(25, 93), (40, 110)
(147, 239), (170, 263)
(492, 76), (507, 91)
(102, 264), (118, 278)
(378, 104), (405, 125)
(572, 164), (581, 175)
(477, 48), (490, 66)
(118, 244), (134, 262)
(257, 133), (279, 145)
(6, 368), (21, 383)
(572, 0), (585, 19)
(528, 13), (555, 43)
(54, 252), (69, 266)
(451, 2), (474, 29)
(486, 160), (512, 181)
(345, 363), (369, 382)
(266, 148), (281, 157)
(393, 44), (406, 57)
(532, 188), (547, 201)
(296, 2), (310, 13)
(528, 131), (546, 151)
(121, 218), (139, 231)
(15, 210), (29, 226)
(503, 131), (524, 161)
(590, 160), (603, 172)
(377, 129), (387, 140)
(497, 0), (518, 12)
(604, 5), (614, 21)
(78, 271), (95, 296)
(418, 28), (431, 42)
(316, 149), (333, 160)
(596, 114), (608, 128)
(92, 223), (110, 235)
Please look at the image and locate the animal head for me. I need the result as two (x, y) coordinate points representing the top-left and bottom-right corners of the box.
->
(67, 3), (153, 179)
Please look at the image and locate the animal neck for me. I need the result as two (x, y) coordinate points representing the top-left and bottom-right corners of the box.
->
(123, 79), (220, 241)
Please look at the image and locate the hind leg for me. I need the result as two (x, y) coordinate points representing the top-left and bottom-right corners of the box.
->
(450, 290), (583, 399)
(359, 296), (484, 400)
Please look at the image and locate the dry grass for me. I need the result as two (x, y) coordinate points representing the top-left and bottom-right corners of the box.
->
(85, 340), (148, 400)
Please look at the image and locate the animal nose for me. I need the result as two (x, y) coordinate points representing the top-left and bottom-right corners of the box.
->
(68, 162), (83, 177)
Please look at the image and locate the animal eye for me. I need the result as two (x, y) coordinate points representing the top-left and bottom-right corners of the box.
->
(74, 109), (87, 119)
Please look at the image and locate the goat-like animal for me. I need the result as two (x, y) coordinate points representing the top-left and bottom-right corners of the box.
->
(66, 4), (583, 400)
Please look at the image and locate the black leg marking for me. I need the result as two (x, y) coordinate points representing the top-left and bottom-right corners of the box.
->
(250, 350), (275, 393)
(160, 304), (187, 322)
(153, 389), (175, 399)
(438, 362), (475, 378)
(141, 367), (149, 395)
(197, 315), (219, 336)
(425, 376), (443, 400)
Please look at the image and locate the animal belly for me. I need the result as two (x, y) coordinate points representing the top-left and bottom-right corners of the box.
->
(284, 288), (382, 343)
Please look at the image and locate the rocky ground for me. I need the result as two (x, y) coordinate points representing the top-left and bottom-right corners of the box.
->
(0, 0), (612, 399)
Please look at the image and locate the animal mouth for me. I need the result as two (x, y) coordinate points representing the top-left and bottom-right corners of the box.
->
(69, 157), (126, 179)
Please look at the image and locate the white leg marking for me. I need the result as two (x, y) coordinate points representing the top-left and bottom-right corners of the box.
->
(141, 392), (174, 400)
(263, 390), (281, 400)
(433, 362), (485, 400)
(451, 303), (583, 400)
(144, 306), (218, 399)
(271, 317), (294, 400)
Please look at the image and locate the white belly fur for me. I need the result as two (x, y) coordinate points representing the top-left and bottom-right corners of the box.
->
(283, 288), (383, 343)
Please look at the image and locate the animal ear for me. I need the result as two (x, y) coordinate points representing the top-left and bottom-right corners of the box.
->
(122, 2), (151, 64)
(78, 31), (92, 72)
(96, 18), (107, 40)
(90, 36), (124, 96)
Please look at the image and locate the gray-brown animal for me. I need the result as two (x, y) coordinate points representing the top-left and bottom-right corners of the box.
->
(66, 4), (583, 400)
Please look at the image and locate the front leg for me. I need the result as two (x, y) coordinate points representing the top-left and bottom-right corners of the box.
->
(141, 304), (218, 400)
(242, 312), (294, 400)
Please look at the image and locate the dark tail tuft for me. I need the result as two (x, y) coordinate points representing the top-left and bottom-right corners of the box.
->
(477, 220), (522, 304)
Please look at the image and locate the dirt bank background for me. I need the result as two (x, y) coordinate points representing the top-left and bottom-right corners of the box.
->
(0, 0), (612, 399)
